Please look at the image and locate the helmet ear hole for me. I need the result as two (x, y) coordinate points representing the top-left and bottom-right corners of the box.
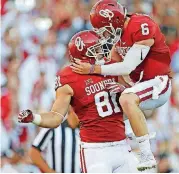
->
(116, 17), (120, 22)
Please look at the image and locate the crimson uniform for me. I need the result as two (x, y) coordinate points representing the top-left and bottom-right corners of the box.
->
(55, 30), (139, 172)
(115, 14), (171, 83)
(56, 66), (125, 143)
(89, 1), (171, 109)
(56, 66), (139, 173)
(17, 27), (141, 172)
(111, 14), (171, 109)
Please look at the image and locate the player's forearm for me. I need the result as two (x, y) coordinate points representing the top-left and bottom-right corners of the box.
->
(94, 44), (150, 76)
(101, 62), (130, 76)
(29, 147), (55, 173)
(37, 106), (69, 128)
(93, 50), (132, 76)
(37, 112), (63, 128)
(35, 96), (71, 128)
(94, 62), (130, 76)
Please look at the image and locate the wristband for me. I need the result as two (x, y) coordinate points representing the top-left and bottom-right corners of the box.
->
(89, 64), (95, 74)
(32, 114), (42, 125)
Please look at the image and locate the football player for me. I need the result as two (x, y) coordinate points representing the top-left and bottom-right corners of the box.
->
(71, 0), (172, 171)
(18, 30), (139, 173)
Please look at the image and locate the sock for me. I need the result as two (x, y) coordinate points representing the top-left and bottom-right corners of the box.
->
(136, 134), (151, 153)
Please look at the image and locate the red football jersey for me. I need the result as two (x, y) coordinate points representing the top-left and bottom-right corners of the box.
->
(115, 14), (171, 82)
(56, 66), (125, 143)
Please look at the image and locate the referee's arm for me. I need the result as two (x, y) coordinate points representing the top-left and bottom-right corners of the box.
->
(29, 128), (55, 173)
(29, 147), (55, 173)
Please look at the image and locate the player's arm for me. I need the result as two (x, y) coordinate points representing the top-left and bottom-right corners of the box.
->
(100, 39), (154, 75)
(29, 147), (56, 173)
(18, 84), (74, 128)
(95, 39), (154, 75)
(71, 39), (153, 75)
(109, 39), (153, 63)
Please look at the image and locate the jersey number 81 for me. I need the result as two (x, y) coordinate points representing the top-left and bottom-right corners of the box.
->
(95, 91), (121, 117)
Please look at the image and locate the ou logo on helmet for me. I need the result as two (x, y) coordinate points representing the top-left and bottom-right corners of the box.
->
(99, 9), (114, 20)
(75, 37), (85, 51)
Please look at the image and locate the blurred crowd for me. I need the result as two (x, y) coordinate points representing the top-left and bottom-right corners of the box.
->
(1, 0), (179, 173)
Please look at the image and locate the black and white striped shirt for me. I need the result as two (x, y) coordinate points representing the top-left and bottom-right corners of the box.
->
(32, 124), (80, 173)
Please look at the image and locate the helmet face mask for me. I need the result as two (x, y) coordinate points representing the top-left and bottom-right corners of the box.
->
(68, 30), (111, 65)
(94, 24), (122, 45)
(86, 39), (111, 65)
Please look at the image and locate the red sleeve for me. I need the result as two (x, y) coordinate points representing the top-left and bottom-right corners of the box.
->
(55, 67), (77, 91)
(132, 18), (156, 42)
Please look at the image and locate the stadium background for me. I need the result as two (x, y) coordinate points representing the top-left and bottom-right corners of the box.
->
(1, 0), (179, 172)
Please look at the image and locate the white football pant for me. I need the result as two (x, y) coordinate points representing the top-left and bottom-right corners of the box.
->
(80, 139), (139, 173)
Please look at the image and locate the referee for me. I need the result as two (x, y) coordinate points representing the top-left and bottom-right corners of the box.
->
(29, 108), (80, 173)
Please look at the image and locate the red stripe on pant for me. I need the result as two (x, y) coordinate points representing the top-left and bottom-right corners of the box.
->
(136, 87), (153, 102)
(136, 87), (153, 96)
(80, 146), (87, 173)
(160, 78), (170, 95)
(82, 148), (87, 173)
(80, 146), (84, 173)
(138, 78), (170, 102)
(140, 94), (153, 102)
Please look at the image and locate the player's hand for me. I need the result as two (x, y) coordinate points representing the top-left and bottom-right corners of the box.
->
(106, 82), (126, 95)
(71, 59), (92, 74)
(18, 109), (34, 123)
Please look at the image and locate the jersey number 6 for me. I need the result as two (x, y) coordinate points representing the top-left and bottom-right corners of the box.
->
(141, 23), (149, 35)
(95, 91), (121, 117)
